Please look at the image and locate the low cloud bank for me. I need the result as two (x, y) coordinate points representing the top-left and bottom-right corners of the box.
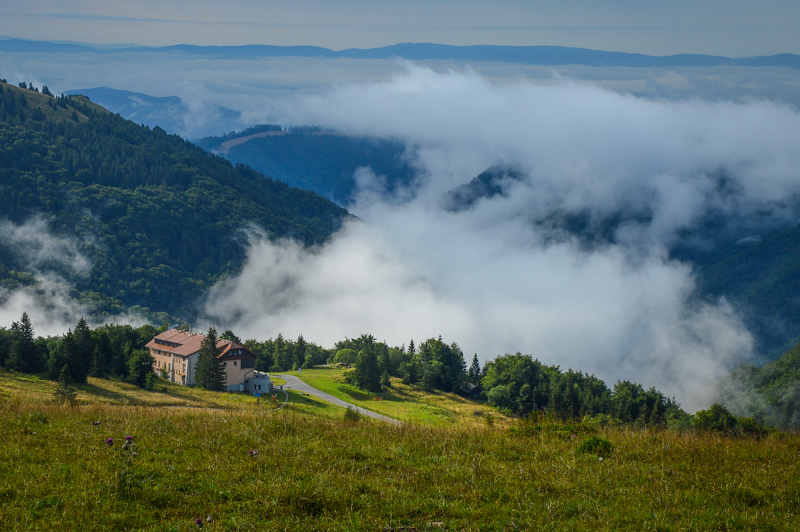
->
(206, 65), (800, 410)
(0, 218), (142, 337)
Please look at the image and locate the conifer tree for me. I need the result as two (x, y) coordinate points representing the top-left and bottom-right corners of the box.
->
(379, 343), (391, 374)
(72, 318), (93, 383)
(469, 354), (482, 386)
(220, 329), (241, 343)
(295, 334), (307, 368)
(195, 327), (225, 391)
(354, 336), (382, 392)
(126, 349), (155, 388)
(7, 312), (37, 373)
(54, 365), (78, 406)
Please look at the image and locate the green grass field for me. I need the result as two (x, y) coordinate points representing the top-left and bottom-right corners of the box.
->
(282, 367), (503, 427)
(1, 368), (798, 531)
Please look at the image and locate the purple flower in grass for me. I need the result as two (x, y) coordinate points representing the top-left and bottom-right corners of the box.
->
(105, 438), (113, 446)
(195, 518), (203, 528)
(126, 436), (133, 441)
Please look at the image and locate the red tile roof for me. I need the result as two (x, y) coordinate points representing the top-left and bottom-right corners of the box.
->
(146, 330), (256, 359)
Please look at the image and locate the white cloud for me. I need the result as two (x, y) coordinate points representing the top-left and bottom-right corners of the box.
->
(204, 65), (800, 410)
(0, 218), (143, 337)
(0, 216), (91, 275)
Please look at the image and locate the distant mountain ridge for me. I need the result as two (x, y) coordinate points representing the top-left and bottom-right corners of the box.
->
(2, 38), (799, 69)
(65, 86), (241, 138)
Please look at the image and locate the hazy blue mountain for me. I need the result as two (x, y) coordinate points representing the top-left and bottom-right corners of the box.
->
(441, 164), (800, 358)
(442, 165), (526, 212)
(65, 87), (241, 138)
(3, 38), (799, 69)
(196, 127), (416, 205)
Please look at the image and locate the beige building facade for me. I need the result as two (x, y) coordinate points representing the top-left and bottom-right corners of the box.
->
(146, 329), (257, 390)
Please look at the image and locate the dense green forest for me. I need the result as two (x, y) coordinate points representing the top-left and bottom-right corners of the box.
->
(0, 312), (158, 388)
(0, 82), (348, 319)
(696, 223), (800, 358)
(2, 309), (773, 432)
(719, 341), (800, 429)
(195, 126), (416, 205)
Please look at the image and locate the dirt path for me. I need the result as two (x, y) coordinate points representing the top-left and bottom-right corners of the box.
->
(275, 374), (401, 425)
(217, 130), (347, 153)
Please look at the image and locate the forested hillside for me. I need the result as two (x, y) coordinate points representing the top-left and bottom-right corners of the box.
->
(696, 223), (800, 357)
(196, 126), (415, 205)
(0, 81), (348, 319)
(719, 340), (800, 428)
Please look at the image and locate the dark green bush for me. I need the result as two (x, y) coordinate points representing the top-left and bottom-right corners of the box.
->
(343, 406), (361, 423)
(577, 436), (613, 457)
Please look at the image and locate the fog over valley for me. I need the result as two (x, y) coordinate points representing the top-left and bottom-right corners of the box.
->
(4, 50), (800, 410)
(203, 66), (800, 409)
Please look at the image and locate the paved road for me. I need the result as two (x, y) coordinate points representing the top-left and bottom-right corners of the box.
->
(276, 374), (401, 425)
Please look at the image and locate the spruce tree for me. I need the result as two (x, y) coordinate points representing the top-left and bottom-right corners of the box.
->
(73, 318), (93, 383)
(54, 365), (78, 406)
(7, 312), (37, 373)
(274, 333), (291, 371)
(47, 335), (71, 380)
(64, 331), (87, 384)
(195, 327), (225, 391)
(354, 338), (382, 392)
(379, 343), (391, 375)
(469, 354), (482, 386)
(295, 334), (307, 368)
(127, 349), (155, 388)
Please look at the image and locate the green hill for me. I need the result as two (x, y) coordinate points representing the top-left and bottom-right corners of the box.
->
(195, 126), (416, 205)
(720, 339), (800, 428)
(0, 81), (349, 320)
(696, 223), (800, 357)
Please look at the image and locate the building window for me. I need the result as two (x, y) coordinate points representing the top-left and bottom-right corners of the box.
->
(234, 361), (237, 367)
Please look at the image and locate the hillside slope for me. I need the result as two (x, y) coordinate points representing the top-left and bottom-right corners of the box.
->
(720, 340), (800, 428)
(0, 81), (349, 320)
(196, 126), (415, 205)
(66, 86), (241, 138)
(696, 223), (800, 357)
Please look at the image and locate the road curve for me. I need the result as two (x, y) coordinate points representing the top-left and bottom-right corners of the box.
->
(276, 374), (401, 425)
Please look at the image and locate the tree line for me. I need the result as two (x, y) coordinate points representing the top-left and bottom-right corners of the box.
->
(1, 312), (772, 430)
(0, 312), (159, 390)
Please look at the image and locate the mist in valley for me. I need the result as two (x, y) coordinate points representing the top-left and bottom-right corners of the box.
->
(4, 54), (800, 409)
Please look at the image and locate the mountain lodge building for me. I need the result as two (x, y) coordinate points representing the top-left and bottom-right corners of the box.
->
(146, 329), (258, 391)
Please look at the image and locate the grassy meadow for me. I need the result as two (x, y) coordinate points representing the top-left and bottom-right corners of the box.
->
(0, 368), (798, 531)
(282, 368), (503, 427)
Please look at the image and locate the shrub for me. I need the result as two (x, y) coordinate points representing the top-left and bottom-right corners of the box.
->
(53, 365), (78, 406)
(337, 383), (372, 401)
(144, 372), (156, 391)
(344, 406), (361, 423)
(737, 416), (769, 437)
(577, 436), (613, 457)
(693, 404), (738, 433)
(27, 411), (48, 425)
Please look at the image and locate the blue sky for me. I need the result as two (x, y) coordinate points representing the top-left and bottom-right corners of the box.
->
(1, 0), (799, 56)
